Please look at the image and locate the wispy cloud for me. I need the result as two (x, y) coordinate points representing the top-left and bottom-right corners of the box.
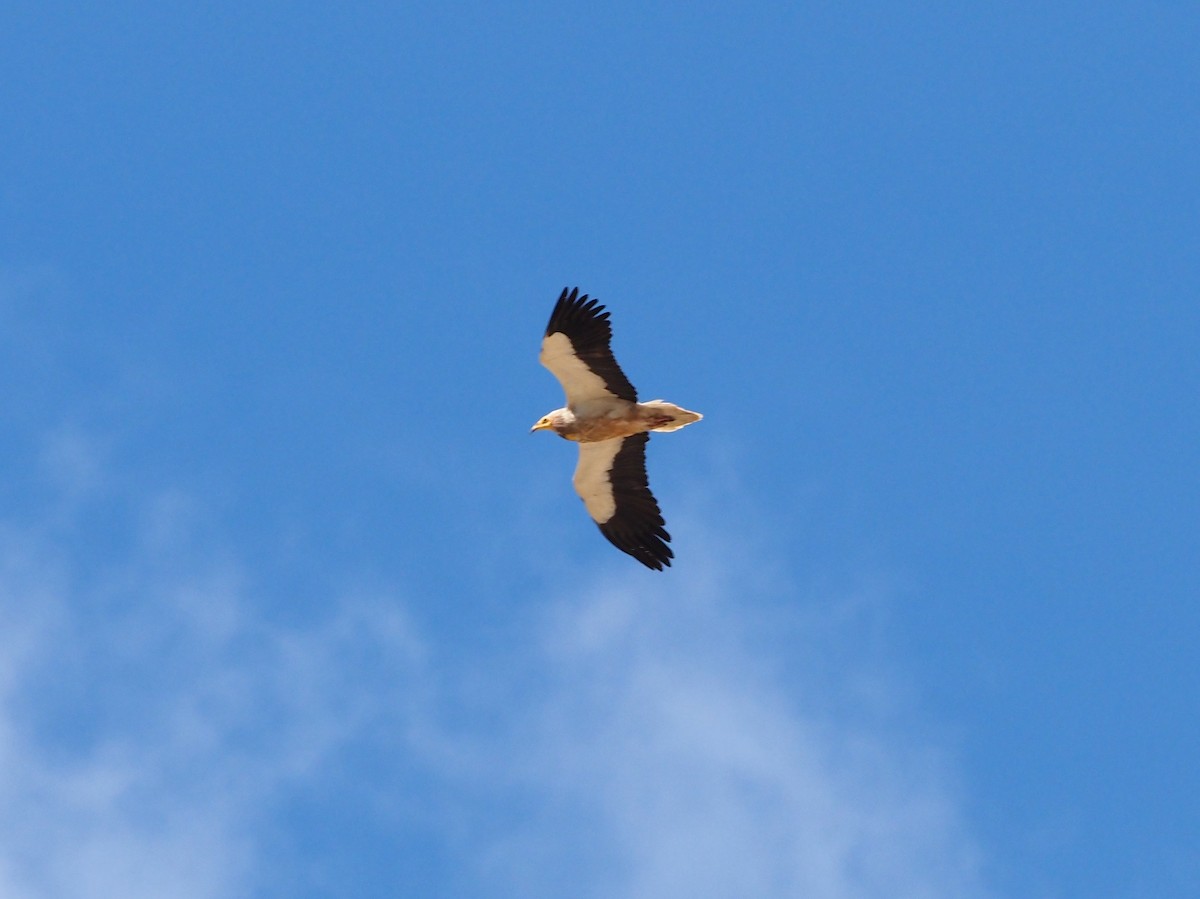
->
(0, 477), (425, 898)
(0, 434), (991, 898)
(447, 550), (988, 899)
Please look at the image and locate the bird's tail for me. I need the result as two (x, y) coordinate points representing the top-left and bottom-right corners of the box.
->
(641, 400), (704, 432)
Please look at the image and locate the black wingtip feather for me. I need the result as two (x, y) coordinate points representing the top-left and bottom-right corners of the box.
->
(545, 287), (609, 338)
(597, 521), (674, 571)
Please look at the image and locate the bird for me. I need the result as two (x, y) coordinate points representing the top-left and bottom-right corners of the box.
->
(532, 287), (702, 569)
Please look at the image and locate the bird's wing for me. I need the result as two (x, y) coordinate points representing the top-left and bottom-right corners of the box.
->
(573, 433), (672, 570)
(540, 287), (638, 407)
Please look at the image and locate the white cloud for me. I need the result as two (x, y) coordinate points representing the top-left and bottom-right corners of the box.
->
(0, 483), (425, 899)
(0, 433), (992, 899)
(457, 561), (989, 899)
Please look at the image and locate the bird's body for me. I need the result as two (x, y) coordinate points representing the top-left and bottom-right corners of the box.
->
(532, 287), (702, 569)
(537, 400), (702, 443)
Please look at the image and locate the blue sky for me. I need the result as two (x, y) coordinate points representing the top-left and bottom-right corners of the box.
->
(2, 2), (1197, 896)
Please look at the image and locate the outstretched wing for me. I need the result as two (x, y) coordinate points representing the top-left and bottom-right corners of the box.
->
(573, 433), (672, 570)
(540, 287), (638, 406)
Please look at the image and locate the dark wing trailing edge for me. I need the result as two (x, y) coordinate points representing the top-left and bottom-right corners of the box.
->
(544, 287), (638, 403)
(595, 433), (673, 570)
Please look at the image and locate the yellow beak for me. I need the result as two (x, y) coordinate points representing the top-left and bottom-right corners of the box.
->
(530, 420), (550, 433)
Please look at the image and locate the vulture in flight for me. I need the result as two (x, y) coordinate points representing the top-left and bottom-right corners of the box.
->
(532, 287), (702, 569)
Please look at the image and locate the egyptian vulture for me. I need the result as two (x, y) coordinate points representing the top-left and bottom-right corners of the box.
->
(532, 287), (702, 570)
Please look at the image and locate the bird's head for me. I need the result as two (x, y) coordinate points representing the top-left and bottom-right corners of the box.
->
(531, 408), (573, 435)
